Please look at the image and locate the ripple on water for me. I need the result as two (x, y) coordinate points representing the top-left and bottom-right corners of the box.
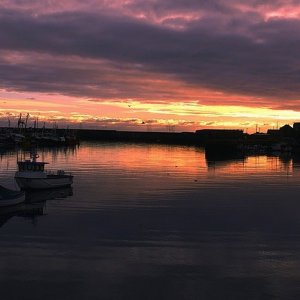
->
(0, 143), (299, 299)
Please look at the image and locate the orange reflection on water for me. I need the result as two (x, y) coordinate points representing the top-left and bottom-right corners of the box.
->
(206, 155), (293, 176)
(0, 144), (296, 192)
(45, 144), (295, 190)
(74, 143), (207, 176)
(32, 144), (293, 178)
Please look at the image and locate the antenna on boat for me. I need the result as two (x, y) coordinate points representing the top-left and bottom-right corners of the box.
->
(30, 150), (39, 163)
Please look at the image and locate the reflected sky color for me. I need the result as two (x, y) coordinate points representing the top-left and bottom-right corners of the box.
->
(1, 143), (300, 299)
(2, 1), (300, 132)
(0, 142), (297, 191)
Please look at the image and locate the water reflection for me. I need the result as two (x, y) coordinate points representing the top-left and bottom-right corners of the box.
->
(0, 187), (73, 228)
(25, 186), (73, 202)
(205, 149), (245, 164)
(0, 200), (45, 228)
(205, 153), (246, 169)
(1, 143), (300, 299)
(1, 143), (298, 184)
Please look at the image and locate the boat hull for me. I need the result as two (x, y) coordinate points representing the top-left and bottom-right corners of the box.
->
(15, 175), (73, 190)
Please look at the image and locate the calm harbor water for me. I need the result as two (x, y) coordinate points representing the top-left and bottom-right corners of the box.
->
(1, 142), (300, 299)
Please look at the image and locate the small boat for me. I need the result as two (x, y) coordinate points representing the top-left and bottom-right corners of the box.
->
(0, 185), (25, 207)
(15, 152), (73, 190)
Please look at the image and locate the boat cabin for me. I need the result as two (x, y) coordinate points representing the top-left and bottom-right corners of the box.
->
(17, 160), (48, 172)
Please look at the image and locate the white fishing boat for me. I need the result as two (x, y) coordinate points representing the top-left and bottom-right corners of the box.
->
(0, 185), (25, 207)
(15, 153), (73, 190)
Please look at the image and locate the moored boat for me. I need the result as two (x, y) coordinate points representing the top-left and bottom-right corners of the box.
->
(15, 152), (73, 190)
(0, 185), (25, 207)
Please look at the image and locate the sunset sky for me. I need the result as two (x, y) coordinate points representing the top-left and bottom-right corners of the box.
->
(1, 0), (300, 132)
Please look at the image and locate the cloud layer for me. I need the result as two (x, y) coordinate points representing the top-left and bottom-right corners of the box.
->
(1, 0), (300, 110)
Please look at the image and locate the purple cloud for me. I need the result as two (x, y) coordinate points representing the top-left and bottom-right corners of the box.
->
(1, 1), (300, 108)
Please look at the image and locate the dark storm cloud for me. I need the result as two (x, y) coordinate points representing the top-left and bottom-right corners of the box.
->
(1, 1), (300, 105)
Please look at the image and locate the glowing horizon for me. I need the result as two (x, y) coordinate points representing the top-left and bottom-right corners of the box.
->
(1, 90), (299, 133)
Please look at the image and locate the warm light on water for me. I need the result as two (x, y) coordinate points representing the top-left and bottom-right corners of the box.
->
(0, 142), (300, 299)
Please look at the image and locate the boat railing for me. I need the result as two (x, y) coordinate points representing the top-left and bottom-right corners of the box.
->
(46, 170), (72, 176)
